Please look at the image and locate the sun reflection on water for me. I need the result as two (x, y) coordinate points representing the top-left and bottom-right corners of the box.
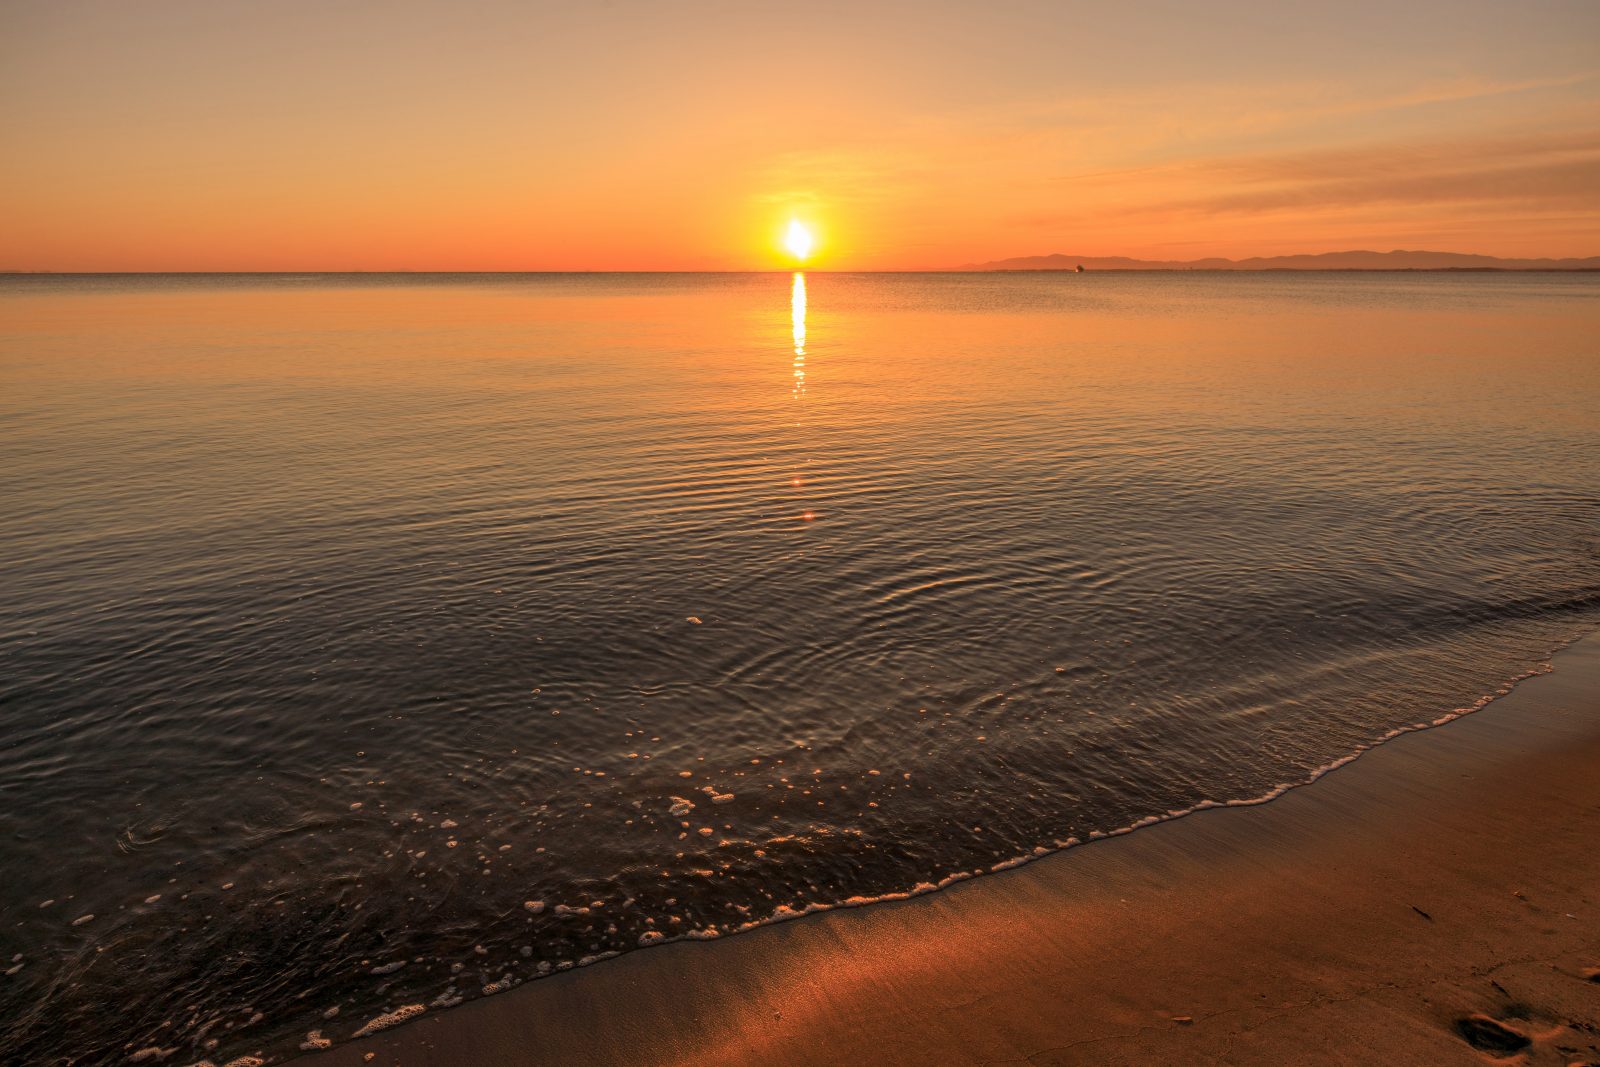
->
(790, 271), (813, 521)
(791, 271), (806, 354)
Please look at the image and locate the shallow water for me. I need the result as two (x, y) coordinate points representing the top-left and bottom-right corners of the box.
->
(2, 271), (1597, 1064)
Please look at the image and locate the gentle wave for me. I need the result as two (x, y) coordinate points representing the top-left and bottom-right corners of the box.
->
(1, 271), (1597, 1065)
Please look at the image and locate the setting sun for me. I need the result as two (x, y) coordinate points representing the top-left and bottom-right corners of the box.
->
(784, 220), (815, 263)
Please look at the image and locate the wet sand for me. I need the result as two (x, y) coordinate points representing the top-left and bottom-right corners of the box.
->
(304, 634), (1600, 1066)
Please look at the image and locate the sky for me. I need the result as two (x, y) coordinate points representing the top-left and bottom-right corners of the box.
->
(2, 0), (1597, 270)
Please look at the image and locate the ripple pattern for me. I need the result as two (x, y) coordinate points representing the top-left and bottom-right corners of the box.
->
(1, 271), (1598, 1064)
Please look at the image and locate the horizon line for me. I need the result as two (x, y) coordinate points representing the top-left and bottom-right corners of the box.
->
(5, 267), (1600, 276)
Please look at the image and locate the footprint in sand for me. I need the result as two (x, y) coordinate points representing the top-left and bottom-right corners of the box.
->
(1453, 1014), (1531, 1056)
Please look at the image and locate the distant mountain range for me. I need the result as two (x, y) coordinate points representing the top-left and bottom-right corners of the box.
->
(957, 250), (1600, 271)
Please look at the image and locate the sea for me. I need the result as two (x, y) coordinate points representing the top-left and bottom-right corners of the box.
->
(2, 271), (1597, 1064)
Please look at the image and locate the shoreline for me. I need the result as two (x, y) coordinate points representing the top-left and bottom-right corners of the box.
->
(297, 631), (1600, 1066)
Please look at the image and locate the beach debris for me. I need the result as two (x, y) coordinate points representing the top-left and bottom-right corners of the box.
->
(1453, 1014), (1530, 1055)
(369, 960), (406, 975)
(1172, 1015), (1194, 1025)
(353, 1003), (425, 1037)
(1410, 905), (1433, 921)
(686, 616), (702, 624)
(700, 786), (735, 804)
(668, 796), (696, 816)
(71, 914), (94, 926)
(365, 1054), (376, 1062)
(523, 900), (545, 913)
(298, 1030), (331, 1051)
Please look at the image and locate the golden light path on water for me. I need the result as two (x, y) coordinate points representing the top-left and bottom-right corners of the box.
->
(790, 271), (813, 522)
(792, 270), (806, 369)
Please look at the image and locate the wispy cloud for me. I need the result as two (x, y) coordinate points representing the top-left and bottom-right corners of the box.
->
(1090, 127), (1600, 219)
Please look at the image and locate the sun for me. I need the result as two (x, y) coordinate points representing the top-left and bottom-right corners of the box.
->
(784, 219), (814, 262)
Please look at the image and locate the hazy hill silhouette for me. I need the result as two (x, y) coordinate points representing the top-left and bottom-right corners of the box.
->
(958, 250), (1600, 271)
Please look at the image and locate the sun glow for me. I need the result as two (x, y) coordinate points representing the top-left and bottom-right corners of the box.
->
(784, 219), (815, 262)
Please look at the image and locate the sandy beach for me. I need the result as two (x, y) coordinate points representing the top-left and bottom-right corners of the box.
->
(298, 632), (1600, 1066)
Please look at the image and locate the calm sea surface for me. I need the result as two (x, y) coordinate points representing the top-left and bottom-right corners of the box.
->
(3, 272), (1598, 1063)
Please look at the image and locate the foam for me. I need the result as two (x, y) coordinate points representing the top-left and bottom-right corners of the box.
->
(352, 1003), (425, 1037)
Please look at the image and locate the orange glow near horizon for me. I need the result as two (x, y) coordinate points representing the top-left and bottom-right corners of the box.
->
(1, 3), (1597, 270)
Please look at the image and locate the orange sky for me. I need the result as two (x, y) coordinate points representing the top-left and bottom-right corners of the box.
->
(2, 0), (1597, 270)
